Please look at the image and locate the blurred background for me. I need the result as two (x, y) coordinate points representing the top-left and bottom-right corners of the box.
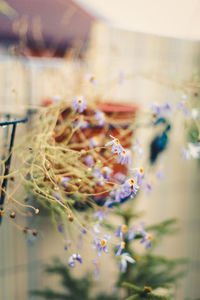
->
(0, 1), (200, 299)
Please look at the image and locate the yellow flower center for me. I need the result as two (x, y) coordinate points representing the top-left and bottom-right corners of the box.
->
(122, 150), (126, 155)
(147, 234), (152, 241)
(122, 224), (128, 233)
(121, 241), (126, 249)
(129, 178), (135, 186)
(100, 239), (107, 247)
(90, 75), (95, 81)
(139, 167), (144, 174)
(78, 99), (83, 104)
(114, 138), (120, 144)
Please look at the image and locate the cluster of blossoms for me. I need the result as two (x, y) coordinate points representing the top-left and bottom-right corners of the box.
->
(14, 87), (199, 281)
(105, 135), (132, 165)
(60, 98), (153, 277)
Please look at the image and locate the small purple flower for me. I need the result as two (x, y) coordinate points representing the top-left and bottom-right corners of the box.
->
(131, 168), (144, 186)
(58, 223), (64, 233)
(92, 234), (111, 257)
(123, 178), (140, 198)
(117, 149), (132, 165)
(110, 185), (129, 203)
(116, 241), (126, 256)
(119, 253), (135, 273)
(74, 119), (89, 129)
(85, 155), (95, 167)
(91, 260), (100, 280)
(68, 253), (82, 267)
(105, 135), (123, 154)
(102, 166), (112, 180)
(72, 96), (87, 113)
(93, 168), (104, 186)
(127, 223), (146, 240)
(85, 73), (98, 86)
(95, 110), (105, 126)
(111, 178), (139, 203)
(61, 176), (70, 188)
(115, 224), (128, 239)
(140, 232), (152, 249)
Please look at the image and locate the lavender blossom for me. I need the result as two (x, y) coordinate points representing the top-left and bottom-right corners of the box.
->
(115, 224), (128, 239)
(105, 135), (123, 154)
(61, 176), (70, 188)
(58, 223), (64, 233)
(68, 253), (82, 267)
(119, 253), (135, 273)
(85, 155), (95, 167)
(85, 73), (98, 86)
(102, 166), (112, 180)
(128, 223), (146, 240)
(116, 241), (126, 257)
(93, 168), (104, 186)
(131, 167), (144, 185)
(140, 232), (152, 249)
(71, 96), (87, 113)
(92, 234), (111, 257)
(111, 177), (139, 203)
(117, 149), (132, 165)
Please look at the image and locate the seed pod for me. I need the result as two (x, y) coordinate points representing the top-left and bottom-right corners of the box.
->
(32, 229), (38, 236)
(46, 162), (51, 170)
(0, 209), (5, 216)
(68, 214), (74, 222)
(10, 212), (16, 219)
